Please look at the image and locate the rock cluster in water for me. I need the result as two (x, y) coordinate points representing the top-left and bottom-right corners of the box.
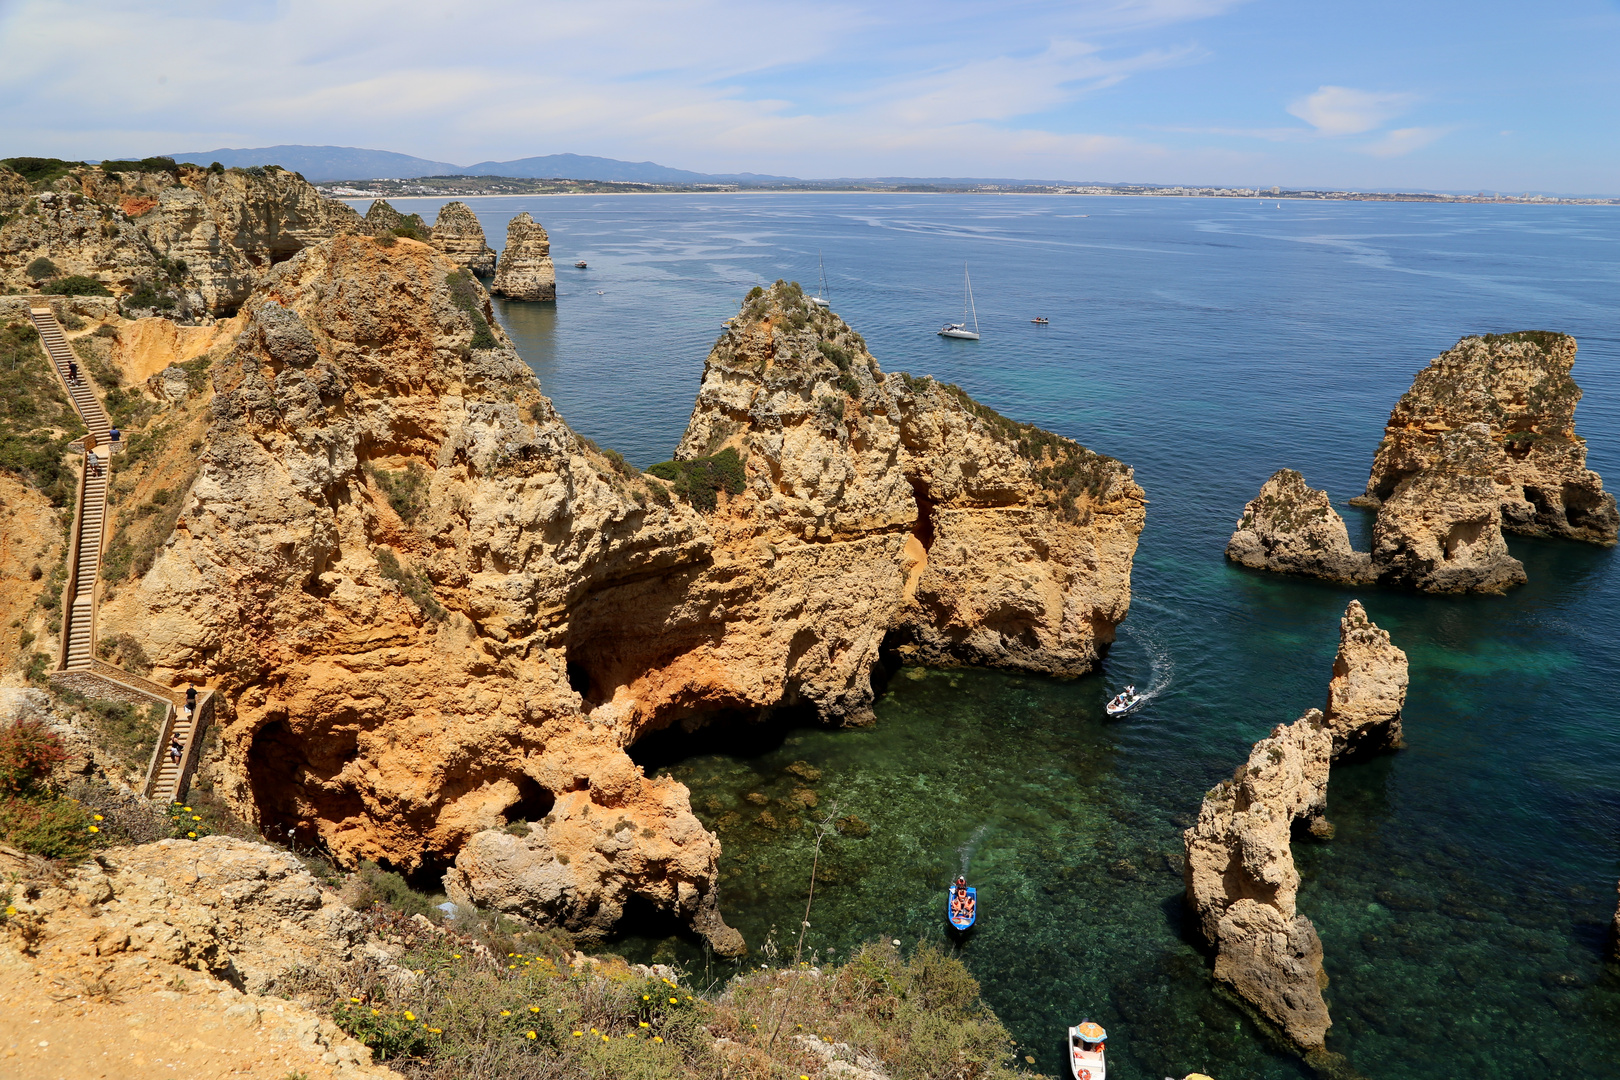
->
(490, 212), (556, 300)
(105, 261), (1142, 952)
(429, 201), (496, 275)
(1228, 333), (1616, 592)
(0, 160), (368, 317)
(1184, 600), (1407, 1051)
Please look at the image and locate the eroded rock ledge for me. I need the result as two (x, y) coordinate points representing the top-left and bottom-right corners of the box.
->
(1184, 600), (1407, 1051)
(1228, 333), (1614, 593)
(490, 212), (556, 300)
(110, 262), (1141, 952)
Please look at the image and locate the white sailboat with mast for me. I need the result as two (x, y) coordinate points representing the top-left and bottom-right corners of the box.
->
(938, 263), (980, 340)
(808, 251), (831, 309)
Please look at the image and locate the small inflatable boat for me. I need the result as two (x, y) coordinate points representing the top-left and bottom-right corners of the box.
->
(946, 877), (977, 931)
(1068, 1021), (1107, 1080)
(1105, 685), (1142, 717)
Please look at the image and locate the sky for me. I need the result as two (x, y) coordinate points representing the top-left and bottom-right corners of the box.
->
(1, 0), (1618, 193)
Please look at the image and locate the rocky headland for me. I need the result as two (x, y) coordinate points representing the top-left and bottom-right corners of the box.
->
(69, 248), (1140, 953)
(428, 200), (496, 275)
(490, 211), (556, 300)
(0, 160), (370, 318)
(1227, 332), (1614, 593)
(1184, 600), (1407, 1052)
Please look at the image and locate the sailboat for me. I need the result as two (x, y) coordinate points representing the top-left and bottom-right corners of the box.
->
(938, 263), (980, 340)
(807, 251), (831, 309)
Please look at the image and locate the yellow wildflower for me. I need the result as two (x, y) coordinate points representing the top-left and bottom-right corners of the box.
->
(639, 1021), (649, 1028)
(653, 1036), (664, 1044)
(87, 825), (99, 833)
(602, 1034), (610, 1042)
(404, 1011), (416, 1021)
(642, 994), (650, 1001)
(669, 997), (678, 1004)
(529, 1006), (540, 1013)
(93, 814), (103, 821)
(182, 806), (192, 812)
(192, 815), (201, 821)
(371, 1010), (380, 1016)
(500, 1010), (512, 1017)
(4, 905), (16, 916)
(627, 1032), (637, 1039)
(453, 954), (462, 959)
(572, 1031), (583, 1037)
(349, 997), (361, 1003)
(186, 831), (196, 838)
(526, 1030), (537, 1040)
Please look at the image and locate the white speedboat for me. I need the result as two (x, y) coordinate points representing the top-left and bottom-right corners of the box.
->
(1105, 685), (1142, 717)
(937, 263), (980, 340)
(1068, 1022), (1107, 1080)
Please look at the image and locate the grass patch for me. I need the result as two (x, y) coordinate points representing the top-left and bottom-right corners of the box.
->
(375, 548), (447, 621)
(646, 448), (746, 512)
(446, 270), (498, 349)
(0, 321), (85, 506)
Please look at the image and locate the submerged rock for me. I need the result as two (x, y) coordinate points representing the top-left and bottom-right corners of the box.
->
(1322, 600), (1407, 759)
(490, 212), (556, 300)
(430, 201), (496, 275)
(1225, 469), (1375, 583)
(1184, 710), (1333, 1049)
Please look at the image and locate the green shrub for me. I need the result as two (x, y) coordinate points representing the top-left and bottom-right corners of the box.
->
(40, 275), (111, 297)
(25, 257), (59, 281)
(368, 462), (429, 523)
(124, 279), (176, 310)
(445, 270), (498, 349)
(83, 697), (162, 771)
(374, 548), (446, 621)
(1, 157), (84, 187)
(0, 718), (67, 797)
(0, 718), (95, 860)
(645, 448), (746, 512)
(348, 861), (442, 919)
(209, 162), (225, 174)
(98, 156), (179, 177)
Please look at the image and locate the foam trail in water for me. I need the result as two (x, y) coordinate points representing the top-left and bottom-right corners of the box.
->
(957, 823), (992, 876)
(1116, 619), (1175, 705)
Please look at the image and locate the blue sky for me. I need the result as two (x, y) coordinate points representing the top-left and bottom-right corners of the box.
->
(1, 0), (1617, 192)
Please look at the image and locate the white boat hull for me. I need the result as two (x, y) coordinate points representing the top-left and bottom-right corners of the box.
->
(938, 327), (980, 340)
(1067, 1027), (1106, 1080)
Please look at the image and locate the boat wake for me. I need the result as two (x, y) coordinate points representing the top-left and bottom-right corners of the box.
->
(957, 823), (992, 877)
(1116, 620), (1174, 707)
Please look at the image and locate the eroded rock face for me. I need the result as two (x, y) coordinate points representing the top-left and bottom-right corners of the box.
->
(490, 212), (556, 300)
(1370, 424), (1527, 593)
(110, 268), (1139, 953)
(1359, 332), (1617, 545)
(1184, 710), (1332, 1049)
(1225, 470), (1374, 583)
(430, 201), (496, 275)
(1323, 601), (1407, 759)
(0, 163), (366, 316)
(2, 836), (363, 994)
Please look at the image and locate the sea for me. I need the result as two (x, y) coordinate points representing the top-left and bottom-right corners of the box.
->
(363, 193), (1620, 1079)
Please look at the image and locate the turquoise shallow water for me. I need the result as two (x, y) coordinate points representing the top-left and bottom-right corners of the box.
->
(374, 195), (1620, 1078)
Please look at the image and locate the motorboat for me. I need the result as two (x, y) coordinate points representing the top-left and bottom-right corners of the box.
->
(1105, 685), (1142, 717)
(1068, 1022), (1107, 1080)
(1031, 317), (1049, 325)
(575, 260), (588, 268)
(937, 263), (980, 340)
(946, 876), (977, 932)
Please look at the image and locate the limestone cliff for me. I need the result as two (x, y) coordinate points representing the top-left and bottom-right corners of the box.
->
(1225, 470), (1374, 583)
(0, 162), (366, 317)
(106, 265), (1141, 952)
(1357, 332), (1617, 544)
(1184, 711), (1333, 1049)
(430, 201), (497, 275)
(1322, 600), (1407, 759)
(490, 212), (556, 301)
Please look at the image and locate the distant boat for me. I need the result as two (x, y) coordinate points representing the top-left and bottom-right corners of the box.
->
(1031, 317), (1049, 325)
(937, 263), (980, 340)
(575, 260), (588, 269)
(807, 250), (830, 309)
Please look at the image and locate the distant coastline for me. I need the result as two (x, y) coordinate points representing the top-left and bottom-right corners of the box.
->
(321, 175), (1620, 206)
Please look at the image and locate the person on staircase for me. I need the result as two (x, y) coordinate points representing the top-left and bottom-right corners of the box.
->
(66, 359), (79, 383)
(168, 737), (183, 765)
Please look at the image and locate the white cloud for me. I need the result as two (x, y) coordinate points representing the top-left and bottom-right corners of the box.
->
(1287, 86), (1415, 136)
(1363, 126), (1451, 157)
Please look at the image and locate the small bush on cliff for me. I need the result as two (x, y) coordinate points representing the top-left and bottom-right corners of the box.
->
(41, 275), (112, 297)
(367, 462), (429, 523)
(25, 257), (59, 281)
(0, 718), (95, 861)
(1, 157), (84, 188)
(446, 270), (499, 349)
(98, 156), (180, 178)
(646, 448), (746, 512)
(346, 861), (442, 919)
(374, 548), (447, 622)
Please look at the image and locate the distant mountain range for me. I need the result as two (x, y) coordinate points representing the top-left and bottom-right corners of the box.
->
(167, 145), (798, 184)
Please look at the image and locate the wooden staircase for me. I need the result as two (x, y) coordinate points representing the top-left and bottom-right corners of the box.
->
(30, 303), (215, 802)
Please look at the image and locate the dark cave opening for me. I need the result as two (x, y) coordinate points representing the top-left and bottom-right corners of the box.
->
(627, 704), (825, 774)
(505, 773), (556, 824)
(909, 479), (937, 552)
(566, 659), (594, 701)
(606, 893), (707, 951)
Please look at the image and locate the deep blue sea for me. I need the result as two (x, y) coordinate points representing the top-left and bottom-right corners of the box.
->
(371, 194), (1620, 1079)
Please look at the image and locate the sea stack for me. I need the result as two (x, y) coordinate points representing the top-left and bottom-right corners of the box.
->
(1323, 600), (1407, 759)
(491, 212), (556, 300)
(1183, 710), (1334, 1050)
(430, 201), (496, 275)
(363, 198), (407, 232)
(1226, 332), (1613, 592)
(1225, 469), (1375, 583)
